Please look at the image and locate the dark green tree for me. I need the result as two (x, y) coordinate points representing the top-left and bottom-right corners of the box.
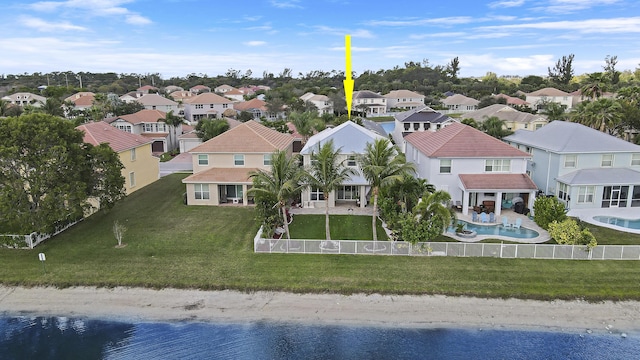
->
(548, 54), (575, 85)
(195, 118), (230, 141)
(0, 114), (124, 234)
(481, 116), (513, 139)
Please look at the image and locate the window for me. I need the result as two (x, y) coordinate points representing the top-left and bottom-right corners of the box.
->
(129, 172), (136, 188)
(194, 184), (210, 200)
(485, 159), (510, 172)
(263, 154), (272, 166)
(557, 182), (569, 201)
(195, 104), (204, 109)
(347, 155), (356, 167)
(564, 154), (576, 168)
(337, 185), (360, 200)
(413, 123), (420, 131)
(210, 104), (215, 108)
(310, 187), (325, 201)
(632, 154), (640, 166)
(632, 186), (640, 207)
(116, 125), (132, 133)
(577, 186), (595, 204)
(404, 123), (410, 131)
(130, 148), (136, 161)
(157, 123), (166, 132)
(601, 154), (613, 167)
(144, 123), (154, 132)
(234, 154), (244, 166)
(440, 159), (452, 174)
(152, 105), (156, 110)
(223, 104), (228, 108)
(535, 123), (543, 130)
(524, 124), (528, 129)
(198, 154), (208, 166)
(225, 185), (243, 199)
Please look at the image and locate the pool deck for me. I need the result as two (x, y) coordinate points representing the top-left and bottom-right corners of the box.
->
(448, 209), (550, 244)
(568, 207), (640, 235)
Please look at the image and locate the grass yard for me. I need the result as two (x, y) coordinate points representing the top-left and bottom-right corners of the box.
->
(288, 214), (388, 240)
(2, 174), (640, 301)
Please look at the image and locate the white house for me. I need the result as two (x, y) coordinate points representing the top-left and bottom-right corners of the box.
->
(300, 92), (333, 116)
(183, 93), (234, 123)
(135, 94), (180, 113)
(2, 92), (46, 107)
(300, 121), (387, 208)
(441, 94), (479, 112)
(504, 121), (640, 211)
(405, 122), (537, 216)
(352, 91), (387, 117)
(392, 106), (457, 152)
(384, 90), (425, 111)
(525, 87), (573, 112)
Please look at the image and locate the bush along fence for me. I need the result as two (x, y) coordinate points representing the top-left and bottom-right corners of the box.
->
(0, 219), (83, 249)
(253, 227), (640, 260)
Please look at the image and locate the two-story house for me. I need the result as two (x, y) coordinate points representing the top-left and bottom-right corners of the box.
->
(233, 98), (268, 120)
(405, 122), (537, 217)
(64, 92), (95, 114)
(182, 120), (295, 206)
(392, 106), (457, 152)
(352, 90), (387, 117)
(504, 121), (640, 211)
(135, 94), (180, 113)
(2, 92), (47, 107)
(462, 104), (548, 132)
(525, 87), (573, 112)
(441, 94), (479, 113)
(384, 90), (425, 111)
(183, 93), (234, 123)
(300, 121), (387, 209)
(77, 121), (159, 195)
(105, 109), (182, 153)
(300, 92), (333, 116)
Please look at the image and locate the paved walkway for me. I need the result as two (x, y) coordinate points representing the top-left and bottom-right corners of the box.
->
(568, 207), (640, 235)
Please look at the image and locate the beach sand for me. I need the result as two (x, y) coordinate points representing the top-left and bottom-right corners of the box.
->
(1, 286), (638, 333)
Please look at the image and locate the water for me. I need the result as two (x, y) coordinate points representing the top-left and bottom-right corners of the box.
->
(379, 121), (394, 135)
(1, 316), (638, 359)
(593, 215), (640, 230)
(449, 220), (539, 239)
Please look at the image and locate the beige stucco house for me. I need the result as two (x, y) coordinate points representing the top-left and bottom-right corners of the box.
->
(182, 120), (295, 206)
(77, 121), (160, 195)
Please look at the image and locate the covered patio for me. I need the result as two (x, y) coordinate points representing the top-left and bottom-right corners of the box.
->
(458, 173), (538, 217)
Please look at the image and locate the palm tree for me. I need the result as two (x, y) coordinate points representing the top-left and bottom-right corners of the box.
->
(288, 111), (319, 144)
(248, 150), (304, 242)
(304, 139), (357, 240)
(481, 116), (513, 139)
(162, 110), (184, 152)
(359, 138), (415, 241)
(571, 98), (623, 135)
(413, 190), (456, 242)
(580, 72), (607, 100)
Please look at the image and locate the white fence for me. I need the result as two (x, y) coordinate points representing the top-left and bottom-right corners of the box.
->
(254, 232), (640, 260)
(1, 219), (83, 249)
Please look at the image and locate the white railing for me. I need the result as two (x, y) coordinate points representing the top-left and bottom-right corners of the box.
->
(254, 234), (640, 260)
(1, 219), (83, 249)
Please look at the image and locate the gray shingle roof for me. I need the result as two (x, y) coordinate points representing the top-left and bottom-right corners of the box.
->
(300, 121), (386, 155)
(503, 121), (640, 153)
(556, 168), (640, 185)
(394, 105), (452, 123)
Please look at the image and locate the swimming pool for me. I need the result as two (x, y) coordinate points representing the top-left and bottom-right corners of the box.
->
(379, 121), (394, 135)
(448, 220), (539, 239)
(593, 216), (640, 230)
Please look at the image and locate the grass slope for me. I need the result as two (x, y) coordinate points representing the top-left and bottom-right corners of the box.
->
(2, 174), (640, 301)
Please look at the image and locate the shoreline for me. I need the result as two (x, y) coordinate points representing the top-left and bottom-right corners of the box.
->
(1, 286), (639, 334)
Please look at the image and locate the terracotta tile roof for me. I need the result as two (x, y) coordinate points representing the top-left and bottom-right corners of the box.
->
(184, 92), (233, 105)
(182, 124), (194, 133)
(404, 122), (531, 158)
(234, 98), (267, 111)
(137, 85), (158, 91)
(459, 173), (537, 190)
(106, 109), (167, 125)
(72, 94), (95, 106)
(64, 92), (95, 102)
(190, 85), (211, 91)
(179, 131), (199, 139)
(169, 91), (196, 101)
(384, 90), (425, 98)
(182, 167), (257, 183)
(353, 90), (384, 99)
(441, 94), (480, 106)
(77, 121), (151, 153)
(189, 120), (294, 153)
(494, 93), (529, 106)
(135, 94), (179, 106)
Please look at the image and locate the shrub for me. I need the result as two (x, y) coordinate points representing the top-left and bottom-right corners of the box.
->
(533, 196), (567, 230)
(548, 218), (597, 249)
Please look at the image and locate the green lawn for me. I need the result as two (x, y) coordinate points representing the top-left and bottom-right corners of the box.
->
(288, 214), (388, 240)
(2, 174), (640, 301)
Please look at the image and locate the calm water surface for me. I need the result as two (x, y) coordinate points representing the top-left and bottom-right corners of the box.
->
(1, 316), (638, 359)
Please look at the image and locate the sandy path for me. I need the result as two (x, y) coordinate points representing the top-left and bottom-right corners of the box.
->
(1, 286), (639, 333)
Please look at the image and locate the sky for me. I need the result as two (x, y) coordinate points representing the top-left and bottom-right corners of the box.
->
(1, 0), (640, 80)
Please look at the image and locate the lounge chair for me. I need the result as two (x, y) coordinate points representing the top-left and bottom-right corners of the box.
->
(472, 211), (479, 222)
(513, 218), (522, 229)
(480, 212), (489, 223)
(489, 212), (495, 223)
(454, 201), (462, 211)
(502, 216), (511, 228)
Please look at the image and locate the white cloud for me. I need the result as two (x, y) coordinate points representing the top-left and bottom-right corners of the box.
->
(19, 16), (88, 31)
(409, 32), (467, 39)
(534, 0), (622, 14)
(488, 0), (525, 8)
(270, 0), (302, 9)
(311, 25), (374, 38)
(125, 14), (152, 25)
(479, 17), (640, 34)
(244, 41), (267, 46)
(365, 16), (475, 27)
(459, 53), (556, 75)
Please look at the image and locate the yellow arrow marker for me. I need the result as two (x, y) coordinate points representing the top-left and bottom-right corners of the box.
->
(343, 34), (354, 120)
